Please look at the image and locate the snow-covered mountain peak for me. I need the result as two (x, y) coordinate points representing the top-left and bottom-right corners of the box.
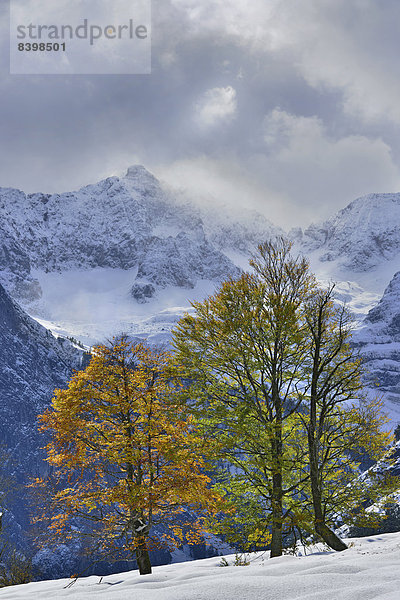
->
(326, 192), (400, 248)
(0, 166), (284, 343)
(301, 192), (400, 273)
(0, 168), (246, 298)
(3, 166), (400, 351)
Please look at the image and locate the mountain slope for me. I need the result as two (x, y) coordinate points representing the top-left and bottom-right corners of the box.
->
(0, 283), (82, 544)
(0, 166), (281, 306)
(0, 165), (282, 344)
(301, 193), (400, 271)
(354, 271), (400, 422)
(291, 193), (400, 323)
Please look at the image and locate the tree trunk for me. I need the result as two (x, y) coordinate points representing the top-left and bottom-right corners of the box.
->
(136, 537), (152, 575)
(314, 520), (347, 551)
(270, 470), (283, 557)
(270, 416), (283, 558)
(309, 458), (347, 552)
(306, 291), (347, 553)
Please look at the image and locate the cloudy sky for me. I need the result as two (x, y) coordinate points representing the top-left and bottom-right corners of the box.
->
(1, 0), (400, 228)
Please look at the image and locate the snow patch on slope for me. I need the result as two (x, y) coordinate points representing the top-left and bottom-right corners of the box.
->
(28, 268), (215, 346)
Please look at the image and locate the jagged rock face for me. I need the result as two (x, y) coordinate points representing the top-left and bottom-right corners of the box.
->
(365, 272), (400, 338)
(300, 193), (400, 271)
(0, 226), (30, 278)
(0, 224), (41, 300)
(136, 233), (239, 289)
(0, 283), (81, 540)
(0, 166), (268, 303)
(354, 272), (400, 412)
(131, 282), (156, 303)
(0, 284), (79, 462)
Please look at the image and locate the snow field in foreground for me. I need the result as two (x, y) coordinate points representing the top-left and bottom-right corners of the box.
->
(0, 532), (399, 600)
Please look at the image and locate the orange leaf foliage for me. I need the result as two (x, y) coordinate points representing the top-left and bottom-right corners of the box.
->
(33, 337), (223, 558)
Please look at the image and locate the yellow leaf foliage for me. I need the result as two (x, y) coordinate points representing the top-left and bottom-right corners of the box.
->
(32, 337), (223, 558)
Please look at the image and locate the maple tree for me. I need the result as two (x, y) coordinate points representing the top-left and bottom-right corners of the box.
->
(173, 238), (315, 557)
(33, 337), (221, 575)
(301, 285), (395, 549)
(172, 239), (396, 555)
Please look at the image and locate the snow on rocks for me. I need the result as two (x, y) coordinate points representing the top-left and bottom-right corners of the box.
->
(354, 272), (400, 420)
(301, 193), (400, 272)
(0, 166), (256, 305)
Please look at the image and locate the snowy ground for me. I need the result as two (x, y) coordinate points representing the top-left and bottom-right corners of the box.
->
(1, 532), (400, 599)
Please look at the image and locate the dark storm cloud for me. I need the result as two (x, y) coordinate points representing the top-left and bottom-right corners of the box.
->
(1, 0), (400, 227)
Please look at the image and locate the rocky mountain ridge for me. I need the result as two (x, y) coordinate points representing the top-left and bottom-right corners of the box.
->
(297, 192), (400, 273)
(0, 166), (281, 304)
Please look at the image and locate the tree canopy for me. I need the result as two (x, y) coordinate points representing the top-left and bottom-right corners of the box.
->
(34, 338), (222, 574)
(172, 238), (396, 556)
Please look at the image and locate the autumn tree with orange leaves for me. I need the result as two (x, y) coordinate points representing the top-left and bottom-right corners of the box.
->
(33, 337), (222, 575)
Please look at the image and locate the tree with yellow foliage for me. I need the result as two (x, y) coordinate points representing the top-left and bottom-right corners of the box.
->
(173, 239), (397, 556)
(173, 239), (315, 557)
(301, 284), (395, 550)
(34, 337), (221, 575)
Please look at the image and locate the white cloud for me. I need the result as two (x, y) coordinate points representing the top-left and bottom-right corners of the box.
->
(154, 155), (283, 224)
(155, 110), (400, 229)
(166, 0), (278, 41)
(3, 0), (400, 225)
(257, 109), (400, 224)
(264, 109), (323, 148)
(163, 1), (400, 125)
(194, 86), (237, 127)
(264, 1), (400, 125)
